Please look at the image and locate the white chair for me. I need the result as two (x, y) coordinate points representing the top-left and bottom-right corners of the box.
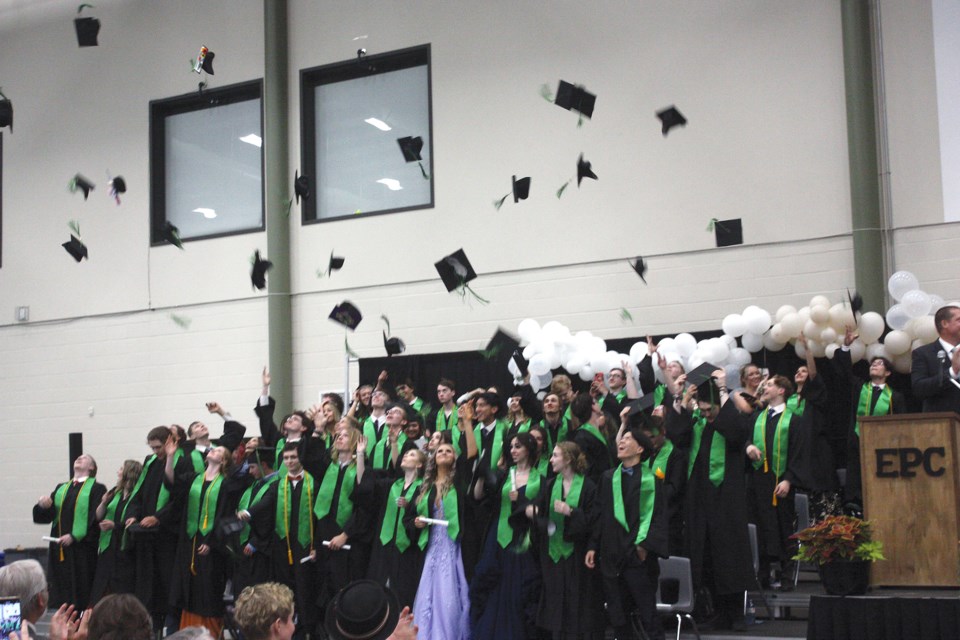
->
(656, 556), (701, 640)
(793, 492), (812, 586)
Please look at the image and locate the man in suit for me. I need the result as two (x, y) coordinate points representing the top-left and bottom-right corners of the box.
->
(912, 305), (960, 413)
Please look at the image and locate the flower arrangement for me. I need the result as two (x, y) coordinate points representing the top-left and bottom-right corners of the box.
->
(791, 515), (885, 565)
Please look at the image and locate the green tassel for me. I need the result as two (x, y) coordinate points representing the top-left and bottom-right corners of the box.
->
(345, 337), (360, 359)
(170, 313), (192, 329)
(540, 84), (554, 102)
(493, 194), (509, 210)
(381, 314), (391, 333)
(68, 220), (81, 236)
(620, 308), (634, 323)
(556, 181), (570, 199)
(706, 218), (718, 232)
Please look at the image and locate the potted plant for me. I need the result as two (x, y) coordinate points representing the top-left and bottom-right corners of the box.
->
(791, 515), (885, 596)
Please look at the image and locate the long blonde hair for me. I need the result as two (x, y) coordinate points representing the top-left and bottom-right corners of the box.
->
(417, 443), (455, 505)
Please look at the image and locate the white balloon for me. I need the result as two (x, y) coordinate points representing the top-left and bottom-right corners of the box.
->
(528, 353), (552, 376)
(675, 333), (697, 358)
(780, 314), (803, 339)
(522, 344), (537, 360)
(887, 270), (920, 302)
(900, 289), (932, 318)
(915, 315), (939, 344)
(797, 306), (811, 325)
(722, 314), (747, 338)
(530, 373), (545, 392)
(825, 343), (839, 359)
(629, 342), (649, 363)
(587, 336), (607, 356)
(741, 332), (763, 353)
(578, 365), (595, 382)
(722, 334), (738, 349)
(885, 304), (910, 331)
(687, 352), (705, 371)
(858, 311), (886, 344)
(729, 347), (752, 367)
(744, 307), (773, 335)
(865, 342), (888, 362)
(547, 350), (563, 370)
(802, 320), (824, 340)
(775, 305), (798, 322)
(657, 338), (677, 354)
(712, 339), (730, 363)
(769, 323), (786, 343)
(763, 332), (787, 352)
(849, 339), (866, 363)
(929, 294), (945, 312)
(724, 364), (741, 389)
(508, 358), (522, 379)
(820, 327), (838, 344)
(541, 320), (565, 341)
(794, 340), (806, 358)
(883, 329), (911, 356)
(808, 340), (827, 358)
(912, 338), (925, 352)
(662, 351), (683, 366)
(809, 295), (831, 309)
(894, 352), (912, 374)
(590, 355), (612, 375)
(810, 305), (830, 324)
(517, 318), (541, 344)
(829, 302), (855, 331)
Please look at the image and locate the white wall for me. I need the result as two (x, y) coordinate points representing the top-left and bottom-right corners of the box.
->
(0, 0), (931, 548)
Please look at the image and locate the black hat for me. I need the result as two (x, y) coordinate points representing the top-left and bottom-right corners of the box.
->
(193, 46), (215, 75)
(554, 80), (596, 119)
(251, 250), (272, 290)
(434, 248), (477, 293)
(686, 362), (721, 390)
(74, 5), (100, 48)
(294, 170), (309, 204)
(576, 154), (597, 187)
(329, 301), (362, 330)
(713, 218), (743, 247)
(624, 394), (657, 418)
(631, 257), (647, 284)
(247, 445), (276, 468)
(109, 176), (126, 195)
(0, 91), (12, 132)
(512, 175), (531, 203)
(397, 136), (423, 162)
(62, 235), (88, 262)
(328, 252), (345, 275)
(70, 174), (95, 200)
(847, 289), (863, 316)
(218, 515), (246, 538)
(482, 327), (527, 375)
(162, 221), (184, 249)
(325, 580), (401, 640)
(656, 105), (686, 136)
(383, 331), (405, 356)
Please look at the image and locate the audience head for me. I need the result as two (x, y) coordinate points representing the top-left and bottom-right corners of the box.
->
(0, 560), (47, 624)
(935, 305), (960, 342)
(325, 580), (400, 640)
(166, 627), (216, 640)
(607, 367), (626, 390)
(234, 582), (296, 640)
(86, 593), (152, 640)
(740, 364), (763, 390)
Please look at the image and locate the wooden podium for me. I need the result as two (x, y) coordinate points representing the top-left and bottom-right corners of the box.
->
(860, 413), (960, 587)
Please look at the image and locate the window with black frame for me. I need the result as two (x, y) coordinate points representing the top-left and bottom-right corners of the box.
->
(301, 44), (433, 223)
(149, 80), (264, 245)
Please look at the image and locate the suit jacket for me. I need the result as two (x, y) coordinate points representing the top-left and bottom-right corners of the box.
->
(911, 341), (960, 414)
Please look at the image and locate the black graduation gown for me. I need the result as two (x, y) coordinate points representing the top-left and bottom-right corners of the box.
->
(33, 479), (107, 609)
(665, 402), (754, 596)
(570, 427), (611, 486)
(125, 451), (196, 616)
(361, 475), (425, 609)
(89, 490), (137, 605)
(168, 470), (245, 617)
(232, 472), (281, 595)
(254, 396), (326, 479)
(533, 475), (604, 638)
(647, 441), (688, 557)
(791, 374), (839, 493)
(462, 423), (503, 581)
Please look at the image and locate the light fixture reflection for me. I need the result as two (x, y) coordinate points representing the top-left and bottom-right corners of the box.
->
(239, 134), (262, 147)
(364, 118), (391, 131)
(376, 178), (403, 191)
(193, 208), (218, 219)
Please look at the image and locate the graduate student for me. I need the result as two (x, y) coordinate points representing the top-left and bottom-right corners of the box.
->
(90, 459), (143, 604)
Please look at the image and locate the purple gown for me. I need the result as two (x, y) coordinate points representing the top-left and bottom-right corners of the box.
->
(413, 501), (471, 640)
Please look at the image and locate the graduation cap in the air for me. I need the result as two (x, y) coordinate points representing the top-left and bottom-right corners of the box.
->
(251, 250), (272, 290)
(74, 4), (100, 48)
(482, 327), (528, 376)
(708, 218), (743, 247)
(329, 301), (362, 331)
(624, 394), (657, 420)
(397, 136), (429, 179)
(554, 80), (596, 120)
(0, 90), (12, 133)
(631, 257), (648, 284)
(69, 174), (95, 200)
(494, 175), (531, 209)
(557, 154), (598, 198)
(62, 234), (88, 262)
(656, 105), (687, 136)
(294, 170), (309, 204)
(326, 252), (344, 276)
(108, 176), (126, 204)
(192, 46), (215, 75)
(435, 248), (488, 305)
(381, 314), (405, 356)
(847, 289), (864, 316)
(162, 221), (184, 249)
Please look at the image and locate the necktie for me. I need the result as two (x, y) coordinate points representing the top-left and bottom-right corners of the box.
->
(622, 466), (634, 476)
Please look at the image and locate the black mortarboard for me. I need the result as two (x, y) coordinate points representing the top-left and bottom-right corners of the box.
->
(328, 252), (344, 275)
(482, 327), (528, 375)
(62, 235), (88, 262)
(0, 92), (12, 132)
(656, 105), (686, 136)
(70, 174), (95, 200)
(434, 248), (477, 292)
(383, 331), (406, 356)
(512, 175), (531, 203)
(714, 218), (743, 247)
(109, 176), (126, 194)
(554, 80), (596, 119)
(632, 257), (647, 284)
(576, 154), (597, 187)
(625, 394), (657, 418)
(218, 515), (245, 539)
(193, 46), (215, 75)
(74, 5), (100, 48)
(162, 221), (184, 249)
(686, 362), (720, 389)
(294, 170), (309, 204)
(329, 301), (362, 330)
(251, 250), (272, 290)
(847, 289), (863, 315)
(397, 136), (423, 162)
(247, 445), (276, 468)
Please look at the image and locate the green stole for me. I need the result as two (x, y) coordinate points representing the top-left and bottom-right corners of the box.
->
(548, 474), (584, 562)
(515, 419), (532, 434)
(579, 423), (608, 447)
(185, 474), (223, 537)
(314, 462), (358, 528)
(752, 408), (793, 479)
(497, 468), (542, 548)
(371, 435), (392, 470)
(275, 472), (315, 563)
(274, 438), (286, 466)
(475, 421), (507, 471)
(786, 393), (806, 416)
(855, 384), (892, 436)
(411, 397), (424, 413)
(540, 416), (569, 449)
(687, 410), (725, 487)
(189, 450), (205, 473)
(435, 407), (458, 432)
(363, 417), (386, 458)
(612, 463), (655, 545)
(649, 439), (674, 479)
(54, 478), (94, 541)
(380, 478), (422, 552)
(615, 389), (628, 404)
(98, 492), (125, 554)
(654, 384), (666, 407)
(238, 474), (280, 545)
(415, 486), (461, 547)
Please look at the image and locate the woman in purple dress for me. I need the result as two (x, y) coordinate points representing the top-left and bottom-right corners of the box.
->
(410, 442), (471, 640)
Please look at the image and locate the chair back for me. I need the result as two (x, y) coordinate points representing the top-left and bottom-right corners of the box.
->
(656, 556), (694, 614)
(748, 523), (759, 575)
(795, 492), (810, 532)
